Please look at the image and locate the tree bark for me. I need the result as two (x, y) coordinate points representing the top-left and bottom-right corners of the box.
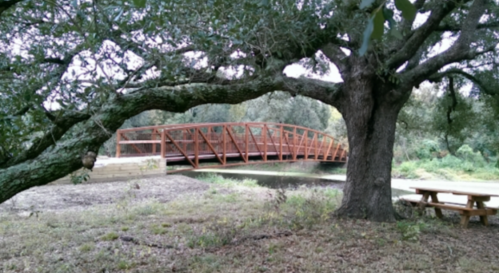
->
(0, 96), (134, 204)
(335, 62), (410, 222)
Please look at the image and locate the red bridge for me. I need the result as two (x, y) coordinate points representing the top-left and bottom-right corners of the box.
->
(116, 122), (348, 170)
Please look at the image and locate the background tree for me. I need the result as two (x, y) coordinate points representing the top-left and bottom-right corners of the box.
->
(0, 0), (498, 222)
(395, 82), (499, 169)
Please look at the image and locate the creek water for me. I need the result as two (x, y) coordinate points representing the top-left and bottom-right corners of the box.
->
(182, 171), (413, 197)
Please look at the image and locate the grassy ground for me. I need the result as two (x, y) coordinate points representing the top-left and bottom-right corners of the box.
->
(1, 175), (499, 272)
(392, 157), (499, 181)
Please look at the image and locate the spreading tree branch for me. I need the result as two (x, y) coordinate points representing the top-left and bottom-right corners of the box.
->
(429, 68), (499, 96)
(400, 0), (491, 88)
(320, 42), (349, 75)
(386, 1), (462, 70)
(397, 0), (428, 37)
(436, 21), (499, 32)
(0, 0), (23, 17)
(0, 110), (91, 168)
(0, 104), (31, 121)
(0, 75), (342, 203)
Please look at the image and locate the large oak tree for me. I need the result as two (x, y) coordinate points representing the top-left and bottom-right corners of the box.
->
(1, 0), (498, 222)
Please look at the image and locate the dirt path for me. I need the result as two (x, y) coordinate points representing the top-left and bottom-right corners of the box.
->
(0, 175), (209, 214)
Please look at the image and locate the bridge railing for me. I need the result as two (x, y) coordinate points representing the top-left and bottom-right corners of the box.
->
(116, 122), (347, 168)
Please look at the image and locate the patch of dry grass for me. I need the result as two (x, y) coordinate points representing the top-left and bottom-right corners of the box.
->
(1, 180), (499, 272)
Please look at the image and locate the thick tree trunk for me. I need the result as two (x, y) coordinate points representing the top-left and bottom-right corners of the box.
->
(335, 68), (410, 222)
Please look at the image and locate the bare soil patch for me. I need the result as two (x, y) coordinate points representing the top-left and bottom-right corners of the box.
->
(0, 175), (209, 214)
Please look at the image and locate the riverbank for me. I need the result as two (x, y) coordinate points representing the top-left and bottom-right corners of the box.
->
(187, 168), (499, 207)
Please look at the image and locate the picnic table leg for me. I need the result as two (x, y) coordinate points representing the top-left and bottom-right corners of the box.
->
(476, 201), (489, 226)
(417, 192), (430, 215)
(429, 193), (443, 219)
(460, 200), (474, 228)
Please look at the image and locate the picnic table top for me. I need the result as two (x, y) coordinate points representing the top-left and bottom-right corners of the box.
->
(410, 187), (499, 197)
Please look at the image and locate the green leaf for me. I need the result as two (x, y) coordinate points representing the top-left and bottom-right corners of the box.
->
(395, 0), (416, 21)
(133, 0), (147, 8)
(382, 7), (395, 29)
(359, 16), (374, 56)
(371, 9), (385, 40)
(360, 0), (375, 9)
(24, 92), (31, 102)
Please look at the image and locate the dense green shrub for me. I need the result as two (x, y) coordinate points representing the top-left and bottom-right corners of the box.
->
(456, 145), (486, 167)
(415, 140), (440, 160)
(393, 146), (499, 180)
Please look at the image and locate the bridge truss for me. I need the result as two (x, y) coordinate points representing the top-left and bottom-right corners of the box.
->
(116, 122), (347, 170)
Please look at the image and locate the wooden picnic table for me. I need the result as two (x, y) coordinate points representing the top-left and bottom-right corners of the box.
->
(401, 187), (499, 228)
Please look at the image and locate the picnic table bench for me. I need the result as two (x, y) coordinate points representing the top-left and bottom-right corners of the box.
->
(400, 187), (498, 228)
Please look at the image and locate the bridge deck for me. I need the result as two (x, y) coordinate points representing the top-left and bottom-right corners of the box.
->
(116, 122), (347, 169)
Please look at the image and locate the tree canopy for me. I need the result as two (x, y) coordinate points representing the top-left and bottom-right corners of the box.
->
(1, 0), (498, 221)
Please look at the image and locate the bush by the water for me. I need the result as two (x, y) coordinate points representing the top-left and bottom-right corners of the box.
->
(393, 145), (499, 180)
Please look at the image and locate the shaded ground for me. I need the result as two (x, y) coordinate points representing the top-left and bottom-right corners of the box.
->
(1, 175), (499, 272)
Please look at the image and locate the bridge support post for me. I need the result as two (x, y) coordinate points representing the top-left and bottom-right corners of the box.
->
(116, 130), (121, 158)
(161, 129), (166, 158)
(279, 126), (283, 161)
(245, 124), (249, 162)
(152, 129), (157, 155)
(194, 127), (199, 168)
(304, 130), (308, 160)
(263, 125), (267, 162)
(314, 133), (318, 160)
(223, 125), (227, 164)
(333, 144), (340, 160)
(293, 127), (297, 160)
